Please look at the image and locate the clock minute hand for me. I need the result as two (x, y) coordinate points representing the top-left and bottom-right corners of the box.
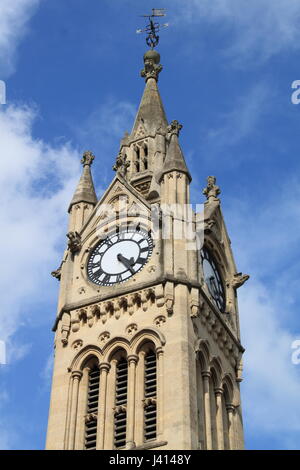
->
(117, 253), (135, 274)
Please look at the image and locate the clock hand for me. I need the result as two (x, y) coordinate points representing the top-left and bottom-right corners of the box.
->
(117, 253), (135, 274)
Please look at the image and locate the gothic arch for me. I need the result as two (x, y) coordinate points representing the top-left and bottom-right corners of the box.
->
(210, 356), (223, 388)
(69, 344), (103, 371)
(130, 327), (166, 354)
(222, 374), (235, 405)
(195, 339), (210, 372)
(102, 336), (131, 362)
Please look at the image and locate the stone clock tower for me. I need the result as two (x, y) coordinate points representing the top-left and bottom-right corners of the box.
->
(46, 48), (249, 450)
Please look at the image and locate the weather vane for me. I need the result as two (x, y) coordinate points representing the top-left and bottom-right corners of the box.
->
(136, 8), (168, 49)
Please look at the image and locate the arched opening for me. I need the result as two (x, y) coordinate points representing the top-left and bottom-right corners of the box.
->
(84, 357), (100, 450)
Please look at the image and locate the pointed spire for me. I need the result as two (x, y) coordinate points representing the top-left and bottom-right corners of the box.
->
(159, 121), (191, 181)
(131, 50), (168, 136)
(68, 151), (97, 212)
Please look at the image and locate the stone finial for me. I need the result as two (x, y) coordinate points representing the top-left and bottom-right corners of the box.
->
(203, 176), (221, 202)
(141, 49), (163, 82)
(113, 152), (130, 178)
(167, 120), (183, 137)
(81, 150), (95, 166)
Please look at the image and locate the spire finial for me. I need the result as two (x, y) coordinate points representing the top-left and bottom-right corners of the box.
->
(81, 150), (95, 166)
(167, 120), (183, 137)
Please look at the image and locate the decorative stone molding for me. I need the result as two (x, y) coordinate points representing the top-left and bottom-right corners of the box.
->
(67, 231), (81, 254)
(63, 284), (173, 335)
(51, 264), (62, 280)
(78, 286), (85, 295)
(99, 331), (110, 344)
(203, 176), (221, 202)
(126, 323), (138, 335)
(154, 315), (166, 327)
(72, 339), (83, 350)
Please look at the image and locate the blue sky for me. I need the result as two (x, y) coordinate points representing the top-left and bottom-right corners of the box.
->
(0, 0), (300, 450)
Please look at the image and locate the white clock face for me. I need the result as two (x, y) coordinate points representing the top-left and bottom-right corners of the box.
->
(87, 228), (153, 286)
(201, 248), (226, 312)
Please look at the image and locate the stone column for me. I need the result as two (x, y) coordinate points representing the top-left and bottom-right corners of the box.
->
(135, 351), (145, 446)
(156, 347), (164, 440)
(202, 371), (212, 450)
(215, 388), (224, 450)
(226, 404), (235, 450)
(68, 370), (82, 450)
(96, 362), (110, 450)
(126, 355), (138, 449)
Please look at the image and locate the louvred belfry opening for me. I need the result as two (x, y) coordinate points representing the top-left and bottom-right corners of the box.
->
(144, 350), (157, 442)
(85, 366), (100, 450)
(114, 358), (128, 449)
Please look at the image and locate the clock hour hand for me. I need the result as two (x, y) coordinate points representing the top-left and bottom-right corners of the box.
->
(117, 253), (135, 274)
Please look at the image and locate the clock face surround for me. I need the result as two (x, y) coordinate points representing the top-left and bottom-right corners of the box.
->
(201, 248), (226, 313)
(87, 227), (153, 286)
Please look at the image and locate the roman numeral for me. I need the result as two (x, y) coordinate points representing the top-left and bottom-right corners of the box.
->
(135, 257), (146, 266)
(116, 274), (122, 283)
(140, 247), (149, 253)
(103, 274), (110, 284)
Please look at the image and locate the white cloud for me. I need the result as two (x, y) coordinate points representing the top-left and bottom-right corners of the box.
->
(0, 0), (41, 76)
(0, 104), (80, 344)
(171, 0), (300, 63)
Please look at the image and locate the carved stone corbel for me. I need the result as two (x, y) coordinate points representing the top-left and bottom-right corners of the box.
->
(61, 312), (71, 346)
(67, 231), (82, 254)
(231, 273), (250, 289)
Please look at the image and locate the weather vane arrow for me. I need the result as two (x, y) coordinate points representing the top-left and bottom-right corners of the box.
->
(136, 8), (169, 49)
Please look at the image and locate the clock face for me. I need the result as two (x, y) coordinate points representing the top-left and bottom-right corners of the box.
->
(201, 248), (226, 312)
(87, 228), (153, 286)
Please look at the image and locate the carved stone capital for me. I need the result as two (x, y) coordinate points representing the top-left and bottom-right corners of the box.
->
(201, 371), (211, 380)
(127, 354), (139, 365)
(143, 397), (157, 408)
(99, 362), (110, 373)
(214, 387), (224, 397)
(71, 370), (83, 380)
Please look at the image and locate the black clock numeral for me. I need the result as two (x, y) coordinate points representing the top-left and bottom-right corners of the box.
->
(135, 257), (146, 266)
(103, 274), (110, 284)
(116, 274), (122, 283)
(92, 268), (103, 278)
(140, 247), (149, 253)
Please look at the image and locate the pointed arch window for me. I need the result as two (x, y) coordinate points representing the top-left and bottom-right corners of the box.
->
(85, 365), (100, 450)
(135, 147), (140, 172)
(144, 350), (157, 442)
(114, 358), (128, 449)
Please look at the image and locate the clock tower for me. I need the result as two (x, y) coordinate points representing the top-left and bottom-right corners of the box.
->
(46, 47), (248, 450)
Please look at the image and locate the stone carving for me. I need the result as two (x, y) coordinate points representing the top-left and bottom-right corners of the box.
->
(81, 150), (95, 166)
(99, 331), (110, 343)
(230, 273), (250, 289)
(154, 315), (166, 327)
(113, 152), (130, 178)
(148, 265), (156, 273)
(126, 323), (138, 335)
(141, 50), (162, 82)
(143, 397), (157, 407)
(67, 231), (81, 254)
(114, 405), (127, 415)
(167, 120), (182, 137)
(78, 286), (85, 295)
(61, 313), (71, 346)
(51, 266), (61, 281)
(72, 339), (83, 350)
(203, 176), (221, 202)
(85, 412), (97, 423)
